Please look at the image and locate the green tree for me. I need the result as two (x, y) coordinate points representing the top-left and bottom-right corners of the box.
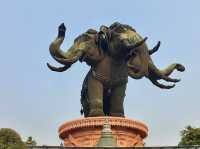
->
(0, 128), (27, 149)
(25, 136), (37, 146)
(179, 125), (200, 146)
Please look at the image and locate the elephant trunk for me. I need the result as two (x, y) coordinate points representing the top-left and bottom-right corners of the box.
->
(47, 23), (83, 71)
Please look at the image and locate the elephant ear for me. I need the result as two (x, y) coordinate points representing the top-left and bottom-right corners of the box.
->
(97, 25), (111, 52)
(127, 34), (150, 79)
(76, 30), (105, 65)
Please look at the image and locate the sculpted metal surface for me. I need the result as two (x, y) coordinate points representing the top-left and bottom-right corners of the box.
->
(47, 22), (185, 117)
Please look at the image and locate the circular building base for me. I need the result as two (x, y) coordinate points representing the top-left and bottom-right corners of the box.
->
(58, 116), (148, 147)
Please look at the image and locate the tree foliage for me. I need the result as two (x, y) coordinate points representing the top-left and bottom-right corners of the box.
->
(25, 136), (37, 146)
(0, 128), (27, 149)
(179, 125), (200, 146)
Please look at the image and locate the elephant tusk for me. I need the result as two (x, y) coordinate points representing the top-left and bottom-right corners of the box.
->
(149, 78), (176, 89)
(160, 75), (181, 83)
(149, 41), (161, 55)
(47, 63), (71, 72)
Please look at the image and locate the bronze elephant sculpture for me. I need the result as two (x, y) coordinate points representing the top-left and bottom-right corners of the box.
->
(47, 22), (185, 117)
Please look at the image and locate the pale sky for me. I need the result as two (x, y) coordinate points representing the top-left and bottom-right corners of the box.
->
(0, 0), (200, 146)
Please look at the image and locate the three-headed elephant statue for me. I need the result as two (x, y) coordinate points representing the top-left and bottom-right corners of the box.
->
(47, 22), (185, 117)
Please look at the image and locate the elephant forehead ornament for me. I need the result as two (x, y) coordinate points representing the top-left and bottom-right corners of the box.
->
(47, 22), (185, 117)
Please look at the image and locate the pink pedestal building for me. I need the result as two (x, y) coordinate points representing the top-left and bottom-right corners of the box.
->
(58, 116), (148, 147)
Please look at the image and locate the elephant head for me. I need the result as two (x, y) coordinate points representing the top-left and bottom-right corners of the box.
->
(95, 22), (147, 62)
(47, 23), (104, 72)
(106, 22), (185, 89)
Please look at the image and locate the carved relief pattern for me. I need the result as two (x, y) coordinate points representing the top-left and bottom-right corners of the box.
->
(59, 117), (148, 147)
